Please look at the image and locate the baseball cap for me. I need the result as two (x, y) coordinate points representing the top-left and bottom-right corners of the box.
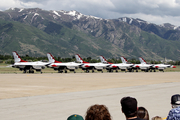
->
(67, 114), (84, 120)
(121, 97), (137, 115)
(171, 94), (180, 105)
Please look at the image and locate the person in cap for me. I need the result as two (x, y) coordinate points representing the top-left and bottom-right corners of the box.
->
(85, 104), (112, 120)
(67, 114), (84, 120)
(120, 96), (144, 120)
(166, 94), (180, 120)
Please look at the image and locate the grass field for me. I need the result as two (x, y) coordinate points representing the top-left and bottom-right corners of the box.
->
(0, 64), (179, 74)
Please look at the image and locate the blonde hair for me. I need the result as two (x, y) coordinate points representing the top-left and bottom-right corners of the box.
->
(152, 116), (163, 120)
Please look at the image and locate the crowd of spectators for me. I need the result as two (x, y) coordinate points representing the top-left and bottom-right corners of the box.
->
(67, 94), (180, 120)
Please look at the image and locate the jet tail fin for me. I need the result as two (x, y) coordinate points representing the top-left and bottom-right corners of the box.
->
(99, 55), (112, 64)
(12, 51), (27, 63)
(47, 53), (61, 63)
(75, 54), (88, 63)
(121, 56), (128, 64)
(139, 57), (147, 64)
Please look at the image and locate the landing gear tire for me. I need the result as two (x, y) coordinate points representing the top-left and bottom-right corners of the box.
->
(29, 70), (34, 73)
(58, 70), (63, 73)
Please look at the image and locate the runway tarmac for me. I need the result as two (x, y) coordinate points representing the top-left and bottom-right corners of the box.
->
(0, 72), (180, 120)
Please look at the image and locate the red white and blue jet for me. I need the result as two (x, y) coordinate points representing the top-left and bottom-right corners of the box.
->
(75, 54), (109, 73)
(99, 55), (134, 72)
(12, 51), (49, 73)
(47, 53), (81, 73)
(139, 57), (176, 72)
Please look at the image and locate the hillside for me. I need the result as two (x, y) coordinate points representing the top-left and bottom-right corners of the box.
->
(0, 8), (180, 60)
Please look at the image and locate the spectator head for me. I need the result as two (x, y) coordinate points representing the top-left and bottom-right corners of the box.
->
(151, 116), (163, 120)
(85, 104), (111, 120)
(67, 114), (84, 120)
(120, 96), (137, 118)
(137, 107), (149, 120)
(171, 94), (180, 108)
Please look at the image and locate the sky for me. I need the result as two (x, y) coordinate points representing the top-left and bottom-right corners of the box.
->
(1, 0), (180, 26)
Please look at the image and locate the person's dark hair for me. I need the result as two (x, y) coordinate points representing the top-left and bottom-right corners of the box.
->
(137, 107), (149, 120)
(85, 104), (111, 120)
(120, 96), (137, 118)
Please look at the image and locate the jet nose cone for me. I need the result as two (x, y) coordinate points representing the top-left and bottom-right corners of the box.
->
(51, 64), (57, 67)
(85, 65), (90, 67)
(155, 66), (159, 68)
(172, 66), (176, 68)
(112, 65), (117, 68)
(135, 65), (140, 68)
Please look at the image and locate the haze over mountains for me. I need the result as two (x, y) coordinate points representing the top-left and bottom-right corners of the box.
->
(0, 8), (180, 60)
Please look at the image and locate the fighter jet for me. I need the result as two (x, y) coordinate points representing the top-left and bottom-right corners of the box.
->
(131, 57), (153, 72)
(12, 51), (49, 73)
(47, 53), (81, 73)
(152, 64), (176, 72)
(99, 56), (134, 72)
(75, 54), (109, 73)
(139, 57), (176, 72)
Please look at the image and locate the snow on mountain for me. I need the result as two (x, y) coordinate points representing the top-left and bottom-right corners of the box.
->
(122, 17), (127, 22)
(53, 11), (61, 17)
(58, 10), (83, 20)
(24, 15), (28, 20)
(59, 10), (103, 20)
(119, 17), (151, 26)
(18, 9), (24, 12)
(5, 8), (180, 31)
(159, 23), (179, 30)
(10, 8), (15, 10)
(129, 18), (133, 24)
(85, 15), (103, 20)
(64, 10), (77, 16)
(62, 10), (82, 19)
(31, 13), (39, 22)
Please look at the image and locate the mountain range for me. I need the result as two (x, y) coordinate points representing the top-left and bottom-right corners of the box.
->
(0, 8), (180, 60)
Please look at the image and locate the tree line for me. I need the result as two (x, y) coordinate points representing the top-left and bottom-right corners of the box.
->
(0, 54), (180, 65)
